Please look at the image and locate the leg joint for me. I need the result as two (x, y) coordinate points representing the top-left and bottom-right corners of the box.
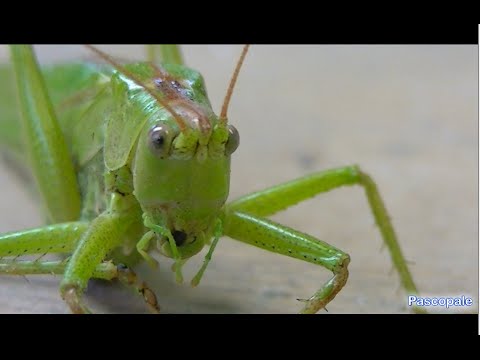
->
(334, 254), (350, 275)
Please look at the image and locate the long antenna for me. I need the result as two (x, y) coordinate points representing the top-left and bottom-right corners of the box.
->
(219, 45), (250, 124)
(85, 45), (187, 132)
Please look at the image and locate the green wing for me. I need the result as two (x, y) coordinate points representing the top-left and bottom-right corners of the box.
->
(0, 63), (108, 163)
(104, 64), (161, 171)
(0, 61), (108, 223)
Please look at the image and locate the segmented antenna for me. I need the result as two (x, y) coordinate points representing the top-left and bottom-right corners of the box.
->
(85, 45), (187, 132)
(219, 45), (250, 124)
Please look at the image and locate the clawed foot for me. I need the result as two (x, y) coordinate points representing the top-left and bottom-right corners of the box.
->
(61, 285), (91, 314)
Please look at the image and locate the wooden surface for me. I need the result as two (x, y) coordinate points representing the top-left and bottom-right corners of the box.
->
(0, 45), (477, 314)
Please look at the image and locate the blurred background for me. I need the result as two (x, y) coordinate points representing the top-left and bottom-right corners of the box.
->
(0, 45), (477, 313)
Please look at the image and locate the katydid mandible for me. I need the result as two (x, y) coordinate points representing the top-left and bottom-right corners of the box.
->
(0, 45), (425, 314)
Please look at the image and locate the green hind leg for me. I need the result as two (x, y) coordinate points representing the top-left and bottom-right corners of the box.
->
(10, 45), (81, 224)
(225, 165), (425, 314)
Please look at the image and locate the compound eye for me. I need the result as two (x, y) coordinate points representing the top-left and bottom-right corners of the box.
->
(148, 124), (172, 158)
(225, 125), (240, 155)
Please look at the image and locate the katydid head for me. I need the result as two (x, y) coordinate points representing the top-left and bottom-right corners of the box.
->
(137, 46), (248, 261)
(133, 107), (237, 259)
(86, 45), (247, 261)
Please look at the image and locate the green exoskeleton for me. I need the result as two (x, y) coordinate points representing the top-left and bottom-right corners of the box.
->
(0, 45), (425, 314)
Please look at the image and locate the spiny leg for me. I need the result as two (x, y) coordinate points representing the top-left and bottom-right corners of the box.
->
(10, 45), (81, 223)
(1, 220), (111, 314)
(1, 221), (105, 313)
(0, 222), (88, 257)
(115, 264), (160, 313)
(224, 211), (350, 314)
(0, 260), (159, 314)
(227, 165), (426, 314)
(59, 212), (130, 314)
(0, 259), (115, 279)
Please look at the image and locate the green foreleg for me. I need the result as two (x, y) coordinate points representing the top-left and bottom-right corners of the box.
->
(224, 211), (350, 314)
(59, 212), (128, 313)
(115, 264), (160, 313)
(227, 165), (425, 313)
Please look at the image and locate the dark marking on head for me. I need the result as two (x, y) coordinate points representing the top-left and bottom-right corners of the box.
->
(148, 64), (210, 133)
(150, 63), (187, 100)
(84, 45), (188, 131)
(153, 76), (189, 101)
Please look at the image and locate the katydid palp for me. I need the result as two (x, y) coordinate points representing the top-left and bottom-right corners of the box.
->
(0, 45), (426, 314)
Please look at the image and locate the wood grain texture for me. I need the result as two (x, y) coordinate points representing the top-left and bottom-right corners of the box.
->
(0, 45), (477, 314)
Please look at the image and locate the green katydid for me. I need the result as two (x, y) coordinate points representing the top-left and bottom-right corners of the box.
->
(0, 44), (426, 314)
